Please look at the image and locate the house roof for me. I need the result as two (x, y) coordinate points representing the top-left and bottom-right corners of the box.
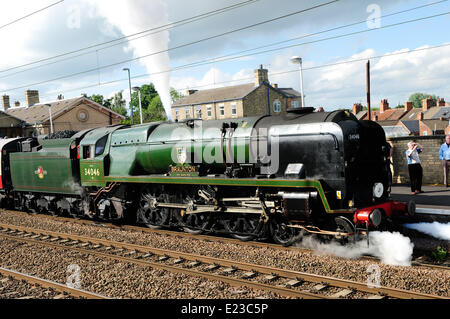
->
(173, 83), (256, 107)
(6, 97), (125, 124)
(422, 119), (449, 131)
(278, 88), (301, 97)
(400, 120), (420, 133)
(377, 120), (399, 127)
(383, 126), (409, 138)
(429, 107), (450, 120)
(402, 108), (423, 121)
(355, 110), (367, 120)
(0, 110), (25, 127)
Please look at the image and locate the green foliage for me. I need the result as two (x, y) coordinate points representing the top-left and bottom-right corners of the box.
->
(82, 84), (176, 124)
(431, 246), (447, 262)
(408, 93), (437, 109)
(395, 104), (404, 109)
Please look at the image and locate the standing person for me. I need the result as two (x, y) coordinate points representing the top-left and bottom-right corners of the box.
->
(438, 135), (450, 187)
(385, 142), (394, 191)
(405, 141), (424, 195)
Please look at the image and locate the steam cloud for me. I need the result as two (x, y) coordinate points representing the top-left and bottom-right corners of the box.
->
(86, 0), (172, 118)
(296, 231), (414, 266)
(403, 222), (450, 241)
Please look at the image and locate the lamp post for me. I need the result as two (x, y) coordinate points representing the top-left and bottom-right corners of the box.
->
(123, 68), (134, 125)
(133, 86), (143, 124)
(291, 56), (305, 108)
(45, 103), (54, 134)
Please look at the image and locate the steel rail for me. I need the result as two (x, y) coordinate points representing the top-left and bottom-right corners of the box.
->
(2, 210), (448, 271)
(0, 230), (323, 299)
(0, 267), (109, 299)
(0, 223), (446, 299)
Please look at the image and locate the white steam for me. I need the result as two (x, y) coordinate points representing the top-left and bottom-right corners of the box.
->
(403, 222), (450, 241)
(86, 0), (172, 118)
(296, 231), (414, 266)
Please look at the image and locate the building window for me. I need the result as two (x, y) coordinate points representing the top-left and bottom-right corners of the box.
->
(195, 106), (202, 119)
(219, 104), (225, 117)
(175, 109), (179, 120)
(291, 100), (299, 109)
(185, 107), (190, 119)
(273, 100), (282, 113)
(207, 105), (212, 119)
(231, 102), (237, 116)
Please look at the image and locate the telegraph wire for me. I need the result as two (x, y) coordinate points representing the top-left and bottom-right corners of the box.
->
(1, 0), (446, 81)
(38, 42), (450, 101)
(0, 0), (64, 31)
(3, 9), (449, 94)
(0, 0), (260, 74)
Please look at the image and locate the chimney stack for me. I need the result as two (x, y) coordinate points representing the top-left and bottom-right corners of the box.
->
(380, 99), (389, 113)
(25, 90), (39, 107)
(254, 65), (269, 87)
(317, 107), (324, 113)
(438, 97), (446, 107)
(352, 103), (363, 115)
(1, 95), (10, 111)
(14, 101), (20, 107)
(422, 96), (433, 111)
(417, 112), (424, 121)
(404, 101), (413, 112)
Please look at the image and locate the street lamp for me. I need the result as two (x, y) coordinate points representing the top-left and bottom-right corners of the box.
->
(291, 56), (305, 108)
(45, 103), (54, 134)
(133, 86), (143, 124)
(123, 68), (134, 125)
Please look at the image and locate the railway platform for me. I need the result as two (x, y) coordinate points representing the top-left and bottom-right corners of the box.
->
(390, 185), (450, 222)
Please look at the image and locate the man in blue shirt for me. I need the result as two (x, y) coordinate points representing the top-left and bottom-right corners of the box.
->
(438, 135), (450, 187)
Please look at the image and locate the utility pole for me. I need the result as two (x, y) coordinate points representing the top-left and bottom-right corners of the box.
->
(45, 104), (54, 134)
(133, 86), (143, 124)
(366, 60), (371, 121)
(123, 68), (134, 125)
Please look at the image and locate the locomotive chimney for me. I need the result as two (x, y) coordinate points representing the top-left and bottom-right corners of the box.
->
(380, 99), (389, 113)
(1, 95), (10, 111)
(254, 65), (269, 87)
(25, 90), (40, 107)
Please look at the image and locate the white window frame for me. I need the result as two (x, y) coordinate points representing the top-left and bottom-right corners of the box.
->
(195, 106), (202, 119)
(291, 100), (299, 109)
(175, 109), (179, 120)
(219, 104), (225, 117)
(207, 105), (212, 119)
(231, 102), (237, 116)
(273, 100), (282, 113)
(185, 107), (190, 119)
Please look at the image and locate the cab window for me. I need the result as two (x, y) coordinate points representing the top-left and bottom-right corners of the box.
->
(95, 135), (108, 156)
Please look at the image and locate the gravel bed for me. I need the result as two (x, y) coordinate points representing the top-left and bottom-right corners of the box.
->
(0, 237), (281, 299)
(0, 210), (448, 298)
(0, 273), (73, 299)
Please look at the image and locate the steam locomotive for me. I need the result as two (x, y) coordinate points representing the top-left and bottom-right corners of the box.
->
(0, 108), (414, 245)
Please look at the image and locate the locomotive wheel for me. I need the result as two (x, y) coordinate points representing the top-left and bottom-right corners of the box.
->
(334, 216), (356, 244)
(222, 214), (266, 241)
(138, 191), (170, 229)
(181, 213), (212, 234)
(270, 221), (298, 246)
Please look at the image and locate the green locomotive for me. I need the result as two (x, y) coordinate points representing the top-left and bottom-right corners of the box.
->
(0, 109), (413, 245)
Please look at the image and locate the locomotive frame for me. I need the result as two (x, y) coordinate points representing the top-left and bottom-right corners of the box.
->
(0, 109), (415, 245)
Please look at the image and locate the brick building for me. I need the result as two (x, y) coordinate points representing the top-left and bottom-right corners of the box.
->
(352, 96), (450, 138)
(172, 65), (302, 121)
(3, 90), (125, 136)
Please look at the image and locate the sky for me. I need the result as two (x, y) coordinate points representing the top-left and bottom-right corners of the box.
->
(0, 0), (449, 116)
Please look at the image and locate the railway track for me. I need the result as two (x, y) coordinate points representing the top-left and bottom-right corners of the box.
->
(2, 209), (447, 271)
(0, 267), (109, 299)
(0, 222), (446, 299)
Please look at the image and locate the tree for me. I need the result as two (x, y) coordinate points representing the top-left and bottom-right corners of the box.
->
(408, 93), (437, 109)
